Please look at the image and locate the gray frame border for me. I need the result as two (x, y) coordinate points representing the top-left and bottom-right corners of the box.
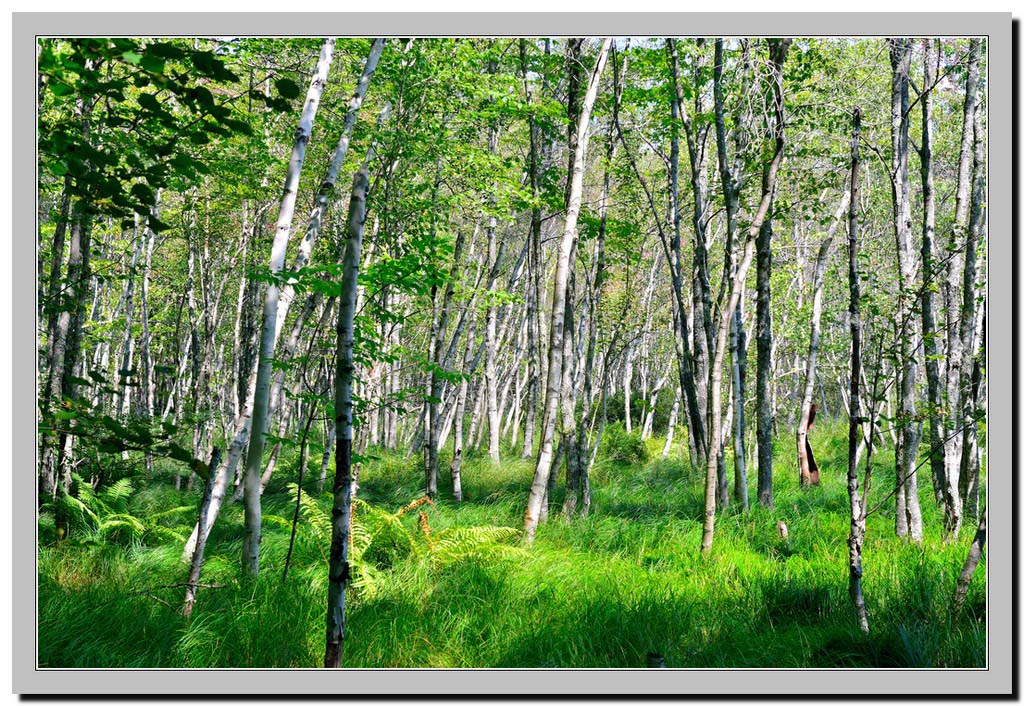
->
(13, 12), (1012, 696)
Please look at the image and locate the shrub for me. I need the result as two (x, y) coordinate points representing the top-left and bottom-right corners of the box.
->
(601, 422), (649, 465)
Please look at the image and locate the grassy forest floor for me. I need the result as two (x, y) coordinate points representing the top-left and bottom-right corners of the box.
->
(38, 421), (986, 668)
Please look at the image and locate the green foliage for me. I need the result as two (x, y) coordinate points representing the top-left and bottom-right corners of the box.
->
(284, 484), (522, 599)
(601, 422), (650, 465)
(37, 426), (986, 667)
(38, 38), (249, 223)
(37, 424), (985, 667)
(39, 386), (207, 482)
(40, 474), (192, 547)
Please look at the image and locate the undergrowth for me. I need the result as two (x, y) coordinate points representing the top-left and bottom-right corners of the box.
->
(37, 425), (986, 668)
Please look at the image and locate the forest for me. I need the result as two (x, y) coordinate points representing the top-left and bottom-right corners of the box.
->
(36, 35), (987, 670)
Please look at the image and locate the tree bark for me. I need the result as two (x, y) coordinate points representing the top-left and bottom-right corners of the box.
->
(943, 40), (982, 508)
(450, 309), (476, 503)
(242, 38), (335, 578)
(888, 38), (923, 542)
(958, 99), (986, 525)
(918, 38), (952, 529)
(952, 505), (986, 618)
(797, 191), (850, 486)
(846, 107), (870, 633)
(524, 38), (611, 543)
(701, 39), (789, 555)
(427, 227), (466, 498)
(664, 39), (707, 472)
(325, 169), (369, 668)
(755, 211), (774, 507)
(183, 447), (222, 618)
(485, 129), (502, 465)
(714, 38), (752, 511)
(519, 39), (543, 460)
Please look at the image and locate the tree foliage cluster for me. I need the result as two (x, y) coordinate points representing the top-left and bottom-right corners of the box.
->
(37, 35), (987, 666)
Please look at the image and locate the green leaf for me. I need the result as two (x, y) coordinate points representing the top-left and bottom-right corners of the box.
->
(140, 54), (166, 75)
(147, 43), (186, 61)
(274, 77), (301, 100)
(130, 182), (155, 205)
(148, 216), (172, 233)
(137, 93), (162, 113)
(48, 82), (75, 97)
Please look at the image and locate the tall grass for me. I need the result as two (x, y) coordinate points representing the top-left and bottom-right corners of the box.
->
(37, 425), (986, 668)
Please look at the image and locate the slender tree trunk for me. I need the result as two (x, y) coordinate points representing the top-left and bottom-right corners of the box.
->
(663, 388), (681, 460)
(797, 192), (850, 486)
(918, 39), (952, 528)
(560, 266), (583, 518)
(665, 39), (706, 471)
(450, 311), (476, 503)
(755, 211), (774, 506)
(183, 447), (222, 618)
(42, 94), (95, 502)
(242, 39), (335, 578)
(846, 107), (870, 633)
(524, 38), (611, 543)
(944, 40), (982, 510)
(427, 228), (466, 498)
(701, 39), (788, 555)
(958, 102), (986, 525)
(889, 38), (923, 542)
(317, 423), (337, 496)
(324, 169), (368, 669)
(714, 38), (752, 512)
(40, 199), (92, 501)
(519, 40), (543, 460)
(259, 297), (334, 495)
(40, 175), (72, 328)
(485, 190), (502, 464)
(952, 505), (987, 617)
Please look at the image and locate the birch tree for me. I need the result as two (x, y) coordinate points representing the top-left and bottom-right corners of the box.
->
(701, 39), (789, 555)
(845, 106), (870, 634)
(325, 169), (369, 668)
(888, 38), (923, 542)
(524, 38), (611, 543)
(796, 192), (850, 486)
(241, 38), (335, 578)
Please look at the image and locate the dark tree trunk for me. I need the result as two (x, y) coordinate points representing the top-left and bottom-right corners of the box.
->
(325, 169), (368, 668)
(952, 505), (987, 617)
(846, 107), (870, 633)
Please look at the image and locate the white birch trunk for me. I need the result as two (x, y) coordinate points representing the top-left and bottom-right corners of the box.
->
(524, 38), (611, 543)
(241, 38), (335, 578)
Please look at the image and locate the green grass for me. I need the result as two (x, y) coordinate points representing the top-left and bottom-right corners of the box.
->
(37, 425), (986, 668)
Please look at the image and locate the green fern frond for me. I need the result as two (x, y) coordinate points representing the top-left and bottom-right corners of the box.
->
(288, 483), (332, 543)
(144, 525), (187, 543)
(98, 514), (147, 540)
(146, 506), (197, 524)
(100, 478), (134, 509)
(433, 542), (529, 568)
(428, 526), (523, 567)
(58, 492), (100, 529)
(261, 514), (293, 531)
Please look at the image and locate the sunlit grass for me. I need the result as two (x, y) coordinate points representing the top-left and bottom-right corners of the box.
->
(37, 426), (986, 668)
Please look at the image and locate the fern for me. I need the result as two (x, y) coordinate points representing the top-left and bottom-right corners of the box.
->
(41, 474), (186, 547)
(428, 526), (525, 568)
(281, 489), (523, 599)
(98, 513), (147, 542)
(288, 483), (332, 543)
(100, 478), (134, 509)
